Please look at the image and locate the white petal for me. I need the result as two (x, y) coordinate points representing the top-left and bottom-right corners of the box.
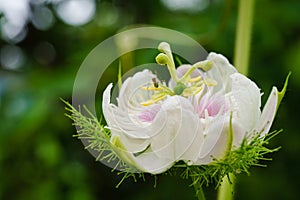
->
(133, 150), (174, 174)
(149, 96), (203, 162)
(229, 73), (261, 131)
(102, 83), (114, 126)
(198, 115), (229, 164)
(110, 130), (180, 174)
(110, 131), (150, 154)
(196, 116), (246, 164)
(102, 83), (150, 153)
(206, 53), (237, 92)
(118, 70), (157, 110)
(254, 87), (278, 136)
(180, 120), (203, 163)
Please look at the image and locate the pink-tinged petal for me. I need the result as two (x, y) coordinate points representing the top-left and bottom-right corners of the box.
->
(254, 87), (278, 136)
(138, 104), (161, 122)
(196, 91), (228, 118)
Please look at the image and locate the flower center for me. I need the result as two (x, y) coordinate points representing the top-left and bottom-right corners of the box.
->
(196, 93), (228, 118)
(139, 42), (218, 106)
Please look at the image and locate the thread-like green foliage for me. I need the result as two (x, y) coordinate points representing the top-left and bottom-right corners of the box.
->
(170, 130), (281, 193)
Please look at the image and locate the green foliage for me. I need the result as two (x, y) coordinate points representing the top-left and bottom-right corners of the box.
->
(62, 99), (135, 172)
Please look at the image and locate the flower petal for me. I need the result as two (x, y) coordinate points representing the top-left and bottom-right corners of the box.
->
(197, 115), (229, 164)
(229, 73), (261, 131)
(110, 135), (173, 174)
(118, 70), (157, 110)
(102, 83), (150, 153)
(102, 83), (114, 126)
(206, 53), (237, 92)
(196, 116), (245, 164)
(149, 96), (203, 162)
(254, 87), (278, 136)
(133, 150), (174, 174)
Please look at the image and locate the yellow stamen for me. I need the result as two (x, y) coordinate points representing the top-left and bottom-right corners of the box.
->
(194, 86), (203, 94)
(151, 92), (166, 100)
(182, 86), (203, 97)
(140, 93), (167, 106)
(188, 76), (202, 83)
(204, 78), (218, 86)
(141, 86), (163, 91)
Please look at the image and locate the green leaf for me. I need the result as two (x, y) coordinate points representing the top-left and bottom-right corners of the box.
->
(277, 72), (291, 110)
(118, 61), (122, 91)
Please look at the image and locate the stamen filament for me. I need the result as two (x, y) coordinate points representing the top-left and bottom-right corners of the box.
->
(189, 76), (202, 83)
(141, 86), (163, 91)
(140, 94), (167, 106)
(157, 42), (179, 82)
(179, 61), (213, 82)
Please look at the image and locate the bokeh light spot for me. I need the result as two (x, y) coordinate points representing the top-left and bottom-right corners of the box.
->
(0, 45), (25, 70)
(31, 5), (55, 30)
(33, 41), (56, 65)
(161, 0), (209, 12)
(55, 0), (96, 26)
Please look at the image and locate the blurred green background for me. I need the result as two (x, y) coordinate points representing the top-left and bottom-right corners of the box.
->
(0, 0), (299, 199)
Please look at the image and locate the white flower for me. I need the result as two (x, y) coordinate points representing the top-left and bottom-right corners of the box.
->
(102, 42), (280, 174)
(103, 70), (203, 174)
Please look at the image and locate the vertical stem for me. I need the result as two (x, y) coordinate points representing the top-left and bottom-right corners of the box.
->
(193, 177), (206, 200)
(217, 0), (255, 200)
(217, 174), (235, 200)
(233, 0), (255, 75)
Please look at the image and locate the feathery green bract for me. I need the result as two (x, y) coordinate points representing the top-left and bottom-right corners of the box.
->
(62, 99), (143, 186)
(170, 130), (282, 193)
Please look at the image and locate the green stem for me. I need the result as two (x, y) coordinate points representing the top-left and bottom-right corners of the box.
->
(217, 174), (235, 200)
(233, 0), (255, 75)
(217, 0), (255, 200)
(193, 177), (206, 200)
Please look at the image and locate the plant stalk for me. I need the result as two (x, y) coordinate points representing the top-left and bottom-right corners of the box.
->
(193, 177), (206, 200)
(233, 0), (255, 75)
(217, 0), (255, 199)
(217, 174), (235, 200)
